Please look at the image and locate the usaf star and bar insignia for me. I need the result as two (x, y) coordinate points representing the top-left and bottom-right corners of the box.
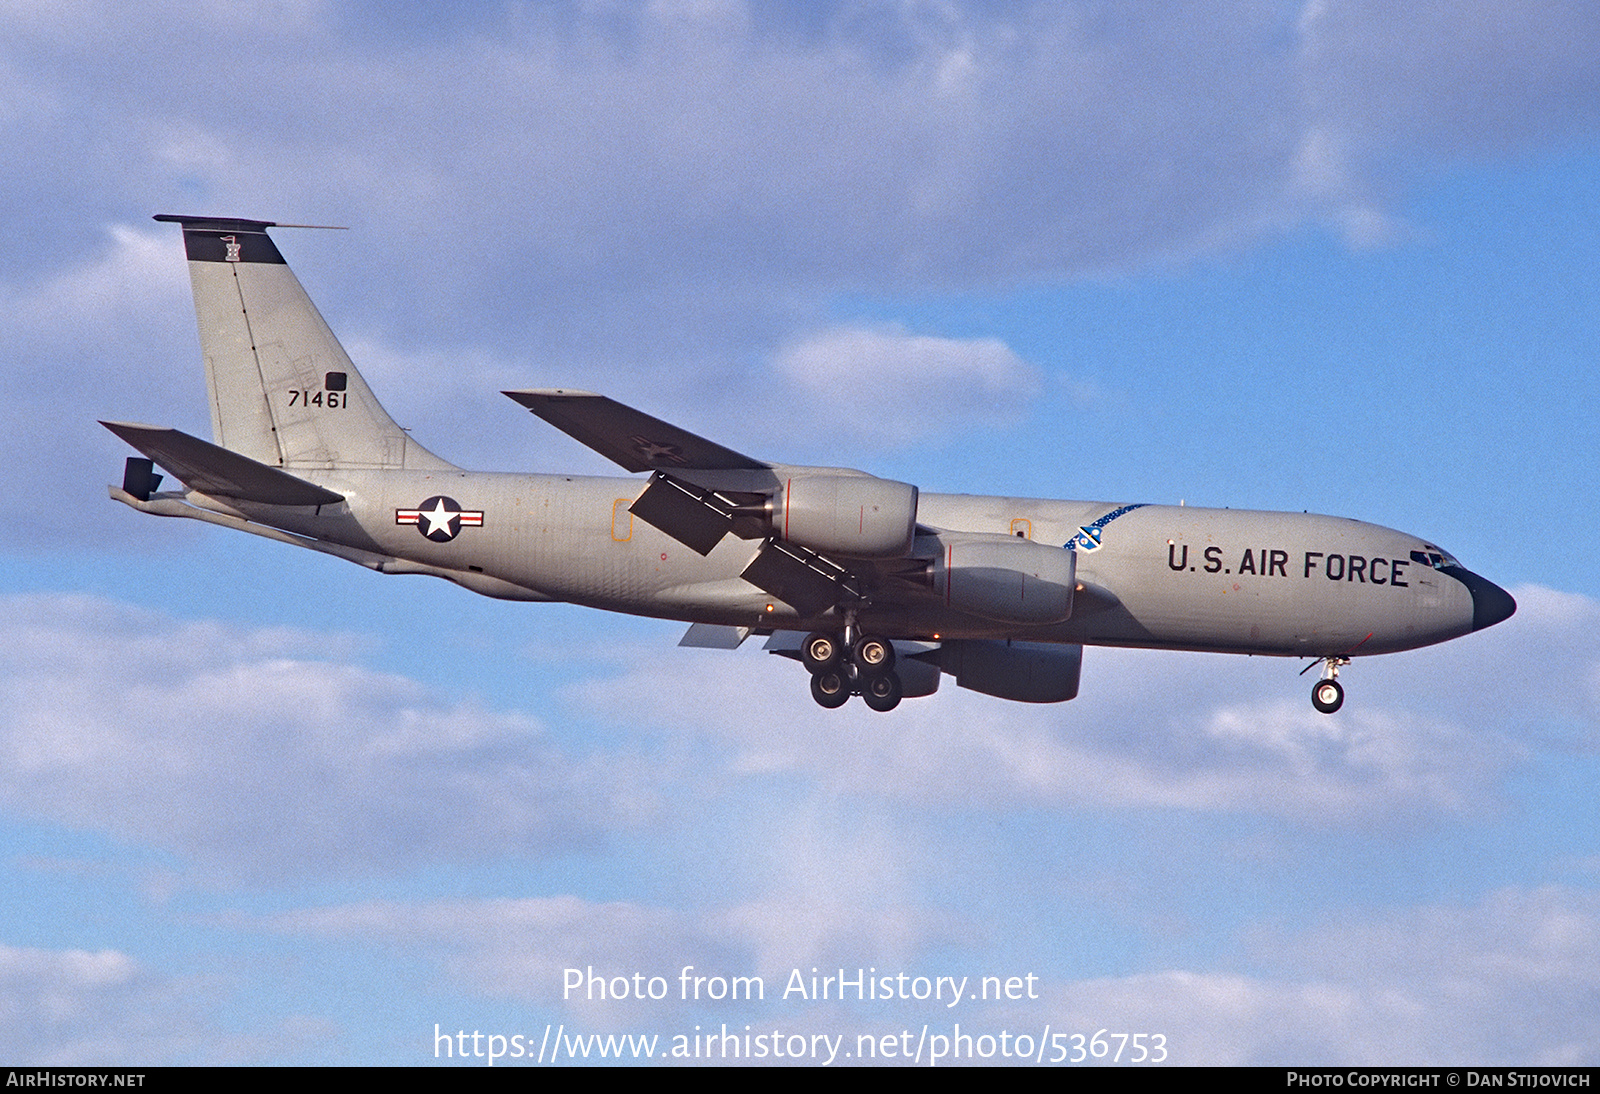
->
(630, 435), (688, 466)
(396, 496), (485, 542)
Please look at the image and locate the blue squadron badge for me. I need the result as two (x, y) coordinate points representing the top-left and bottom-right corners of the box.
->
(1065, 503), (1148, 552)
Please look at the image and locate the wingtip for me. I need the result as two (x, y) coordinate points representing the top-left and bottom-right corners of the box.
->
(502, 388), (602, 407)
(101, 419), (169, 437)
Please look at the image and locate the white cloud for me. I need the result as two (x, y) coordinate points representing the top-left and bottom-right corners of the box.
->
(245, 795), (961, 1012)
(11, 224), (186, 332)
(0, 938), (342, 1065)
(0, 222), (202, 549)
(1207, 885), (1600, 1065)
(253, 896), (713, 1019)
(1393, 585), (1600, 743)
(1264, 885), (1600, 990)
(570, 636), (1525, 823)
(712, 799), (965, 980)
(6, 1), (1597, 545)
(0, 586), (1577, 897)
(0, 943), (196, 1065)
(9, 1), (1593, 302)
(771, 323), (1044, 446)
(1297, 0), (1600, 160)
(549, 585), (1591, 829)
(237, 881), (1600, 1064)
(247, 890), (951, 1025)
(0, 595), (664, 882)
(0, 221), (191, 372)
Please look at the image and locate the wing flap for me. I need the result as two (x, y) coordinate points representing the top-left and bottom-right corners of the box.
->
(740, 538), (861, 615)
(628, 472), (736, 555)
(100, 421), (344, 507)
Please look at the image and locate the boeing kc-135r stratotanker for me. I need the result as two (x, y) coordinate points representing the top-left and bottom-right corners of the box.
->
(103, 216), (1516, 713)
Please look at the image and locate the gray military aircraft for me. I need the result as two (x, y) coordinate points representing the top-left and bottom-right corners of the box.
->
(104, 216), (1516, 713)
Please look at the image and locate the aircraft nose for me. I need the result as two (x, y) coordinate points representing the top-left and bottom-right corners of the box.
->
(1455, 568), (1517, 632)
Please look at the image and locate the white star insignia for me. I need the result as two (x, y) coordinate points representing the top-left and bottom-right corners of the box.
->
(419, 497), (459, 538)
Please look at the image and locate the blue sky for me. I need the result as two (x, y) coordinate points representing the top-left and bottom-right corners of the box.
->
(2, 0), (1598, 1066)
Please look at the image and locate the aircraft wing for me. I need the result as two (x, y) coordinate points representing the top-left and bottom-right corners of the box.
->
(505, 390), (926, 613)
(101, 421), (345, 507)
(502, 389), (768, 473)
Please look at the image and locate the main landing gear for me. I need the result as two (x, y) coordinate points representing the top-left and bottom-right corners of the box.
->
(802, 629), (904, 712)
(1309, 656), (1349, 714)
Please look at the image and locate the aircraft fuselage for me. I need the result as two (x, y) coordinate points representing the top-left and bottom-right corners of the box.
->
(221, 467), (1496, 661)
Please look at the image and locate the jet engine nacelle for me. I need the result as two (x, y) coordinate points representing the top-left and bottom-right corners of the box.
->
(936, 639), (1083, 703)
(773, 474), (918, 559)
(925, 531), (1076, 625)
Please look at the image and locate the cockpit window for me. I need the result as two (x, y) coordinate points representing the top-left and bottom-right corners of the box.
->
(1411, 545), (1460, 570)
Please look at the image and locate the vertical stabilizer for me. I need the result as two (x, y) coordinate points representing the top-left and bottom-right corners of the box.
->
(155, 215), (455, 471)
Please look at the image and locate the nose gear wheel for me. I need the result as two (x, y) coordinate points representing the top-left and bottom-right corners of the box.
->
(1304, 656), (1350, 714)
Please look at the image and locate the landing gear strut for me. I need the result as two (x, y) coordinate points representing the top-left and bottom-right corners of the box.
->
(1310, 657), (1348, 714)
(801, 627), (903, 712)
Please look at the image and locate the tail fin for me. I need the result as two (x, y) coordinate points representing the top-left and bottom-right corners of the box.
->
(155, 215), (455, 471)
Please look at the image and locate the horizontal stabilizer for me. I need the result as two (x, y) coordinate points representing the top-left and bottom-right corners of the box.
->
(100, 421), (344, 507)
(504, 389), (767, 473)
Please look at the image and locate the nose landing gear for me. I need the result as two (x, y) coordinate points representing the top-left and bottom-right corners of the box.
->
(1311, 677), (1344, 714)
(1308, 656), (1349, 714)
